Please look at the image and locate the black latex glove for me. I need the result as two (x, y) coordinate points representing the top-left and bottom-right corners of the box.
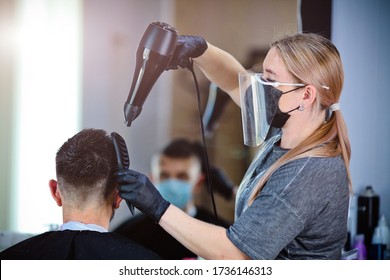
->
(168, 35), (208, 70)
(116, 169), (170, 222)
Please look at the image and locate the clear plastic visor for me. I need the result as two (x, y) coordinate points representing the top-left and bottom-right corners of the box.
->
(239, 72), (281, 147)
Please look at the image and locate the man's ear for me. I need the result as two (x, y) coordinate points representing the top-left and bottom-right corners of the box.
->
(49, 179), (62, 207)
(113, 190), (122, 209)
(193, 174), (206, 192)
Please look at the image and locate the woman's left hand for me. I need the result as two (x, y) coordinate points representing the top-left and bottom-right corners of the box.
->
(115, 169), (171, 222)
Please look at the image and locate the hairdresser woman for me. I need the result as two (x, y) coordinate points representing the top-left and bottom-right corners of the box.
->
(116, 32), (352, 259)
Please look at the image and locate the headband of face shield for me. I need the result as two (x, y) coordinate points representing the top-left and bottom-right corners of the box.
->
(239, 72), (305, 147)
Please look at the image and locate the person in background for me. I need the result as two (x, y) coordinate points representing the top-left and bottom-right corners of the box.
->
(114, 138), (231, 259)
(0, 128), (160, 260)
(116, 32), (351, 259)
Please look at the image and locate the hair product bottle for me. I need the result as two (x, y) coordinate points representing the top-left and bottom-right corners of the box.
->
(357, 186), (380, 253)
(369, 215), (390, 259)
(353, 234), (367, 260)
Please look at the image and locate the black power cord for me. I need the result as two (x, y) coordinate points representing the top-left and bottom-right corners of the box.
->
(186, 60), (219, 225)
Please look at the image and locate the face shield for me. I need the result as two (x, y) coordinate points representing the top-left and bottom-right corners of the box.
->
(239, 72), (305, 147)
(239, 72), (282, 146)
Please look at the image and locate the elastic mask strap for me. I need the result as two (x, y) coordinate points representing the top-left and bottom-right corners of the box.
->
(282, 85), (306, 95)
(285, 106), (300, 114)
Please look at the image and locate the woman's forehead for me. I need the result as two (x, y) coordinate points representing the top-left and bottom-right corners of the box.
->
(263, 47), (290, 80)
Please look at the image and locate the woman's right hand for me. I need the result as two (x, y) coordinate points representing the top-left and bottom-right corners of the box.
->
(115, 169), (171, 222)
(168, 35), (208, 70)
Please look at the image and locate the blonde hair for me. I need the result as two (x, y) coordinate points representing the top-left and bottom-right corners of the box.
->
(248, 33), (352, 204)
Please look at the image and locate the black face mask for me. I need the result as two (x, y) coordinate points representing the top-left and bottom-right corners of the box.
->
(271, 106), (300, 128)
(268, 86), (305, 129)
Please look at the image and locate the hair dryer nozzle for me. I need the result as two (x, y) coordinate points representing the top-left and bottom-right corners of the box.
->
(124, 103), (141, 127)
(124, 22), (178, 127)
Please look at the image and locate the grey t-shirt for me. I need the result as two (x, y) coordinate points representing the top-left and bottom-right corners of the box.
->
(227, 139), (350, 259)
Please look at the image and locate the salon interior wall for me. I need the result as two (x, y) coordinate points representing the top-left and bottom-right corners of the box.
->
(332, 0), (390, 236)
(0, 0), (15, 232)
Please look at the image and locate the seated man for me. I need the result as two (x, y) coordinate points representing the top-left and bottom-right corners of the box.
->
(0, 129), (160, 260)
(114, 138), (231, 259)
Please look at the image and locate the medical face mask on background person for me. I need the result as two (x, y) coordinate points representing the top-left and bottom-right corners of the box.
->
(157, 179), (192, 209)
(239, 72), (305, 146)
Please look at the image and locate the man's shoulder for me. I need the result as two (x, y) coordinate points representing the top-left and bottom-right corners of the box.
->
(0, 230), (161, 260)
(0, 231), (57, 259)
(62, 230), (162, 259)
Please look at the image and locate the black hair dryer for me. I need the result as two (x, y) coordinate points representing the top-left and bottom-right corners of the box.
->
(124, 22), (178, 127)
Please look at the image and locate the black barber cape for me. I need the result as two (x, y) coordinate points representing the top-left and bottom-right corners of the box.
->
(0, 230), (161, 260)
(114, 207), (230, 260)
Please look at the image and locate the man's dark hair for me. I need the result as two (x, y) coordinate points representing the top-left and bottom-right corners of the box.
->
(161, 138), (201, 161)
(56, 128), (117, 203)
